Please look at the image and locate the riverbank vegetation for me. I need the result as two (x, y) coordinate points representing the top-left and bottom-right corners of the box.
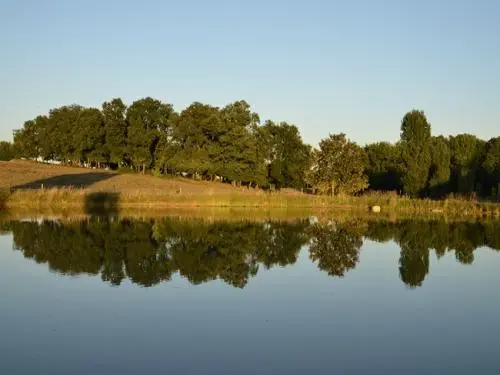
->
(1, 182), (499, 218)
(2, 96), (499, 206)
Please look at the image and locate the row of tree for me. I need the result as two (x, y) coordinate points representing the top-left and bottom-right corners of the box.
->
(11, 98), (310, 189)
(7, 97), (500, 197)
(3, 217), (499, 289)
(365, 111), (500, 197)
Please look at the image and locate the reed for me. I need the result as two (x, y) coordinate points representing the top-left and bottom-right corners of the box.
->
(2, 188), (500, 218)
(0, 188), (10, 210)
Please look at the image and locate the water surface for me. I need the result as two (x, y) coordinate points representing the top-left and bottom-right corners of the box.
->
(1, 217), (499, 374)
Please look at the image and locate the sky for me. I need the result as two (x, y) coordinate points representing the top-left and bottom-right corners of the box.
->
(1, 0), (499, 146)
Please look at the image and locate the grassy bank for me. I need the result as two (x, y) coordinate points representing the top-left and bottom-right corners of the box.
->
(2, 187), (500, 219)
(1, 160), (500, 219)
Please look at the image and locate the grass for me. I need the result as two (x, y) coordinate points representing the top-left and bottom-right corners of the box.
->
(2, 187), (500, 219)
(1, 159), (500, 219)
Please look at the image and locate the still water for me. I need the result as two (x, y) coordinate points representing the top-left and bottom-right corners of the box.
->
(0, 217), (499, 375)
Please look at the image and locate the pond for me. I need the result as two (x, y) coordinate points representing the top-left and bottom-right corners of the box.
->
(1, 217), (499, 374)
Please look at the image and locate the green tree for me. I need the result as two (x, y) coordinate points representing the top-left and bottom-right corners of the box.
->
(0, 141), (16, 161)
(481, 137), (500, 196)
(102, 98), (128, 166)
(399, 110), (432, 197)
(167, 102), (221, 177)
(126, 97), (175, 173)
(262, 121), (311, 189)
(307, 133), (368, 195)
(364, 141), (402, 191)
(74, 107), (108, 166)
(449, 134), (484, 195)
(219, 100), (266, 186)
(13, 116), (47, 160)
(34, 115), (54, 160)
(47, 105), (86, 163)
(427, 136), (451, 196)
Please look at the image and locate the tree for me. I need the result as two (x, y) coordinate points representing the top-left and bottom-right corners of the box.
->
(218, 100), (266, 186)
(262, 121), (311, 189)
(34, 115), (53, 160)
(306, 133), (368, 195)
(427, 136), (451, 196)
(102, 98), (128, 166)
(13, 116), (46, 159)
(399, 110), (432, 197)
(47, 105), (85, 163)
(0, 141), (15, 161)
(126, 97), (175, 173)
(76, 107), (108, 166)
(167, 102), (222, 177)
(449, 134), (484, 194)
(481, 137), (500, 196)
(364, 141), (403, 191)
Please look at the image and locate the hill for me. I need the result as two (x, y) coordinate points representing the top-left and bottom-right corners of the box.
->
(0, 160), (274, 195)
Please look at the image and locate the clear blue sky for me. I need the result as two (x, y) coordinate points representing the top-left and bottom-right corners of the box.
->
(1, 0), (498, 145)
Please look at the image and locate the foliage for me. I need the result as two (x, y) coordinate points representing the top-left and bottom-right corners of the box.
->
(262, 121), (311, 189)
(126, 97), (175, 172)
(449, 134), (484, 194)
(102, 98), (128, 165)
(167, 102), (221, 176)
(0, 141), (16, 161)
(481, 137), (500, 196)
(427, 136), (451, 196)
(399, 110), (432, 197)
(218, 100), (266, 185)
(307, 133), (368, 195)
(364, 141), (402, 191)
(10, 99), (498, 198)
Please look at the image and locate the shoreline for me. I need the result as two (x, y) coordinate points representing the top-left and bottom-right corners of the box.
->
(1, 187), (500, 219)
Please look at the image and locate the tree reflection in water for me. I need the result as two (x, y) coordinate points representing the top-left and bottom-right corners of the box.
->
(3, 217), (500, 289)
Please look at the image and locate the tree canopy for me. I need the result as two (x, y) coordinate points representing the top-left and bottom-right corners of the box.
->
(306, 133), (368, 195)
(0, 141), (16, 161)
(10, 98), (499, 197)
(399, 110), (432, 197)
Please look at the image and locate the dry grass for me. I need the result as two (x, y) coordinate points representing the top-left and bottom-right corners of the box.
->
(0, 159), (292, 195)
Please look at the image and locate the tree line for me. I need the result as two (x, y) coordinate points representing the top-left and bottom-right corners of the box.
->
(3, 217), (499, 289)
(6, 97), (500, 197)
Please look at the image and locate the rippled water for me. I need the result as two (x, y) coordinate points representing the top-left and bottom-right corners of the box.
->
(1, 217), (499, 375)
